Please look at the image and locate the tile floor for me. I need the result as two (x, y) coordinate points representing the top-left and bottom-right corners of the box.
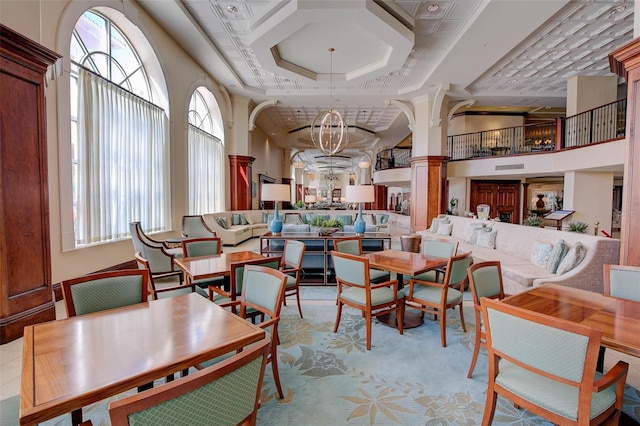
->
(2, 236), (639, 403)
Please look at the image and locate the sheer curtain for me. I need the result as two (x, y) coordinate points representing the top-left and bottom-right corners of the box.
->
(76, 68), (169, 245)
(188, 124), (224, 214)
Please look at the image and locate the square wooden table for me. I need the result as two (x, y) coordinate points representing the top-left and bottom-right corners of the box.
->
(174, 250), (266, 286)
(364, 249), (448, 328)
(502, 283), (640, 358)
(20, 293), (265, 426)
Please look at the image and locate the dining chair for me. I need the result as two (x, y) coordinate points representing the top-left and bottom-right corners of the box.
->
(332, 250), (403, 350)
(180, 237), (226, 295)
(130, 222), (183, 281)
(280, 240), (306, 318)
(107, 339), (271, 426)
(333, 236), (390, 283)
(410, 239), (459, 282)
(402, 251), (471, 347)
(221, 265), (288, 399)
(61, 269), (149, 317)
(480, 297), (629, 426)
(603, 264), (640, 302)
(135, 252), (208, 300)
(181, 214), (217, 238)
(465, 261), (505, 378)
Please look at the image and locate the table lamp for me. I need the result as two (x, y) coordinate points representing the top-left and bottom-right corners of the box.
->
(304, 194), (317, 208)
(346, 185), (375, 236)
(261, 184), (290, 235)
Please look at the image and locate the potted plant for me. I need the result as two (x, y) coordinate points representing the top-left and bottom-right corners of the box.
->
(309, 217), (343, 235)
(447, 197), (459, 215)
(523, 215), (543, 227)
(566, 221), (588, 233)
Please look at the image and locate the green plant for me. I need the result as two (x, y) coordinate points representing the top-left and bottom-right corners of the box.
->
(566, 221), (588, 233)
(309, 217), (343, 227)
(523, 215), (543, 227)
(294, 200), (304, 208)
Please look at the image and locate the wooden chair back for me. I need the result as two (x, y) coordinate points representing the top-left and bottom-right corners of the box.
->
(333, 236), (363, 255)
(421, 239), (458, 258)
(181, 215), (216, 238)
(603, 264), (640, 302)
(181, 237), (222, 258)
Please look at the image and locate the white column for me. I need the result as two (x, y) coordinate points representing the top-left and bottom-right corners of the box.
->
(563, 171), (614, 234)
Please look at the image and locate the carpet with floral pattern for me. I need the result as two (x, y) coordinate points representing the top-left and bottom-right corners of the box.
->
(255, 303), (640, 425)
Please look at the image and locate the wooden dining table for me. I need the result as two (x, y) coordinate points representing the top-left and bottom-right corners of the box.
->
(501, 283), (640, 358)
(19, 293), (265, 426)
(173, 250), (266, 287)
(364, 249), (449, 328)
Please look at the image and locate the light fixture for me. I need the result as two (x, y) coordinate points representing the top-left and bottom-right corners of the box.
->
(346, 185), (375, 236)
(427, 4), (439, 12)
(310, 48), (348, 156)
(226, 5), (238, 13)
(304, 194), (317, 207)
(261, 184), (290, 235)
(358, 160), (371, 168)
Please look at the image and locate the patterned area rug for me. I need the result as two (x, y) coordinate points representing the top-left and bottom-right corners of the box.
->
(27, 300), (640, 425)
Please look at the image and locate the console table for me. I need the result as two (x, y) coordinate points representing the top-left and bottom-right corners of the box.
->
(260, 232), (391, 285)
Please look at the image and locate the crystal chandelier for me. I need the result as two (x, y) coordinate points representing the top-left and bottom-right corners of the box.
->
(310, 48), (348, 156)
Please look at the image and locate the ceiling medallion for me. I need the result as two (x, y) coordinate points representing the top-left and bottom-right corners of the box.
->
(310, 48), (348, 156)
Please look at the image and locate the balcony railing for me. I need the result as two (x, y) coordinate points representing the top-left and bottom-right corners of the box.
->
(374, 146), (411, 171)
(445, 98), (626, 161)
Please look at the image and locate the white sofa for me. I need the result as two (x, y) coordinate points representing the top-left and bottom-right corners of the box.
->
(416, 215), (620, 295)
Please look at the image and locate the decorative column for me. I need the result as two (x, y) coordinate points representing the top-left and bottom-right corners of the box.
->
(610, 38), (640, 265)
(411, 156), (449, 231)
(373, 185), (387, 210)
(228, 155), (254, 210)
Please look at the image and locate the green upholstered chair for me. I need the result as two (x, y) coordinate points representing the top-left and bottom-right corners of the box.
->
(280, 240), (306, 318)
(130, 221), (183, 281)
(180, 237), (226, 294)
(108, 339), (271, 426)
(332, 250), (403, 350)
(333, 236), (390, 284)
(223, 265), (288, 400)
(465, 261), (505, 378)
(603, 264), (640, 302)
(410, 239), (459, 282)
(480, 297), (629, 426)
(61, 269), (149, 318)
(181, 214), (217, 238)
(135, 252), (208, 300)
(401, 251), (471, 347)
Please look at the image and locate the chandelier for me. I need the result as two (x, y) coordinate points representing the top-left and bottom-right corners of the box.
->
(310, 48), (348, 156)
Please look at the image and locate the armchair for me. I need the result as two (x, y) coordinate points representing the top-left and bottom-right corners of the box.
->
(135, 252), (208, 300)
(401, 251), (471, 347)
(333, 236), (390, 284)
(481, 297), (629, 425)
(181, 214), (217, 238)
(410, 239), (458, 282)
(603, 264), (640, 302)
(181, 237), (225, 293)
(130, 222), (183, 280)
(332, 250), (403, 350)
(280, 240), (306, 318)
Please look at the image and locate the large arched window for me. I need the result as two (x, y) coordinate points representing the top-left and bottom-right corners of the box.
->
(187, 87), (224, 214)
(70, 10), (169, 245)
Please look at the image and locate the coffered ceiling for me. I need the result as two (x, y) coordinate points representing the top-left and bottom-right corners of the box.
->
(139, 0), (634, 171)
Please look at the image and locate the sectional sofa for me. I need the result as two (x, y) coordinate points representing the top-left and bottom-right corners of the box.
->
(204, 209), (395, 246)
(416, 215), (620, 295)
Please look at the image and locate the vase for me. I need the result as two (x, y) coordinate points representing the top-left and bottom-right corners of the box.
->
(536, 194), (545, 209)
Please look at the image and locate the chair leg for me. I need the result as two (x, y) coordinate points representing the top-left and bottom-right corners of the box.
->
(295, 289), (303, 319)
(458, 303), (466, 333)
(481, 389), (498, 426)
(397, 301), (404, 336)
(333, 301), (343, 333)
(71, 408), (83, 426)
(467, 324), (482, 378)
(365, 310), (372, 350)
(439, 313), (447, 347)
(270, 345), (285, 399)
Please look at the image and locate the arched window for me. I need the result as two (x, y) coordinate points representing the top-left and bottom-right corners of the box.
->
(70, 10), (169, 245)
(187, 87), (224, 214)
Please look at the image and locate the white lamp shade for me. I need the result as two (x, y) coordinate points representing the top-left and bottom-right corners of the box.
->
(304, 194), (317, 203)
(345, 185), (375, 203)
(261, 184), (291, 202)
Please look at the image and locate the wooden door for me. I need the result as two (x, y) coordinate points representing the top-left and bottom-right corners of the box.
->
(469, 180), (520, 223)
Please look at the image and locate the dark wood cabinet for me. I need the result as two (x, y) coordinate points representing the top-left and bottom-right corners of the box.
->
(469, 180), (520, 223)
(0, 24), (61, 343)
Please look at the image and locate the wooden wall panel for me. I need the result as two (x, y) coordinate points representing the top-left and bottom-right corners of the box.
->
(228, 155), (254, 210)
(469, 180), (520, 223)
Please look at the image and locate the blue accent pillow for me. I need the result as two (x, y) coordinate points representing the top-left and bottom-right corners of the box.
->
(546, 239), (568, 273)
(240, 214), (249, 225)
(216, 217), (229, 229)
(232, 213), (241, 225)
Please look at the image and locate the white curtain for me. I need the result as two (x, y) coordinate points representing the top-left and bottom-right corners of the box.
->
(188, 124), (224, 214)
(76, 68), (170, 245)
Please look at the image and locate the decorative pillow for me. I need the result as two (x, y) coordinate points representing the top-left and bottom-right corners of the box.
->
(244, 214), (254, 225)
(530, 241), (553, 268)
(429, 218), (450, 233)
(546, 239), (568, 273)
(262, 212), (269, 223)
(436, 222), (453, 236)
(466, 223), (486, 245)
(216, 217), (229, 229)
(476, 229), (498, 249)
(556, 242), (587, 275)
(232, 213), (241, 225)
(240, 214), (249, 225)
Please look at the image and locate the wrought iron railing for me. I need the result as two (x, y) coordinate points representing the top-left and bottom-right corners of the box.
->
(374, 146), (411, 171)
(564, 98), (626, 147)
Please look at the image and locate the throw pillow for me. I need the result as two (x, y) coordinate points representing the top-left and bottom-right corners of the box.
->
(556, 242), (587, 275)
(232, 213), (241, 225)
(240, 214), (249, 225)
(428, 218), (450, 233)
(262, 212), (269, 223)
(476, 228), (498, 249)
(244, 214), (254, 225)
(216, 217), (229, 229)
(436, 222), (453, 236)
(530, 241), (553, 268)
(546, 239), (568, 273)
(466, 223), (486, 245)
